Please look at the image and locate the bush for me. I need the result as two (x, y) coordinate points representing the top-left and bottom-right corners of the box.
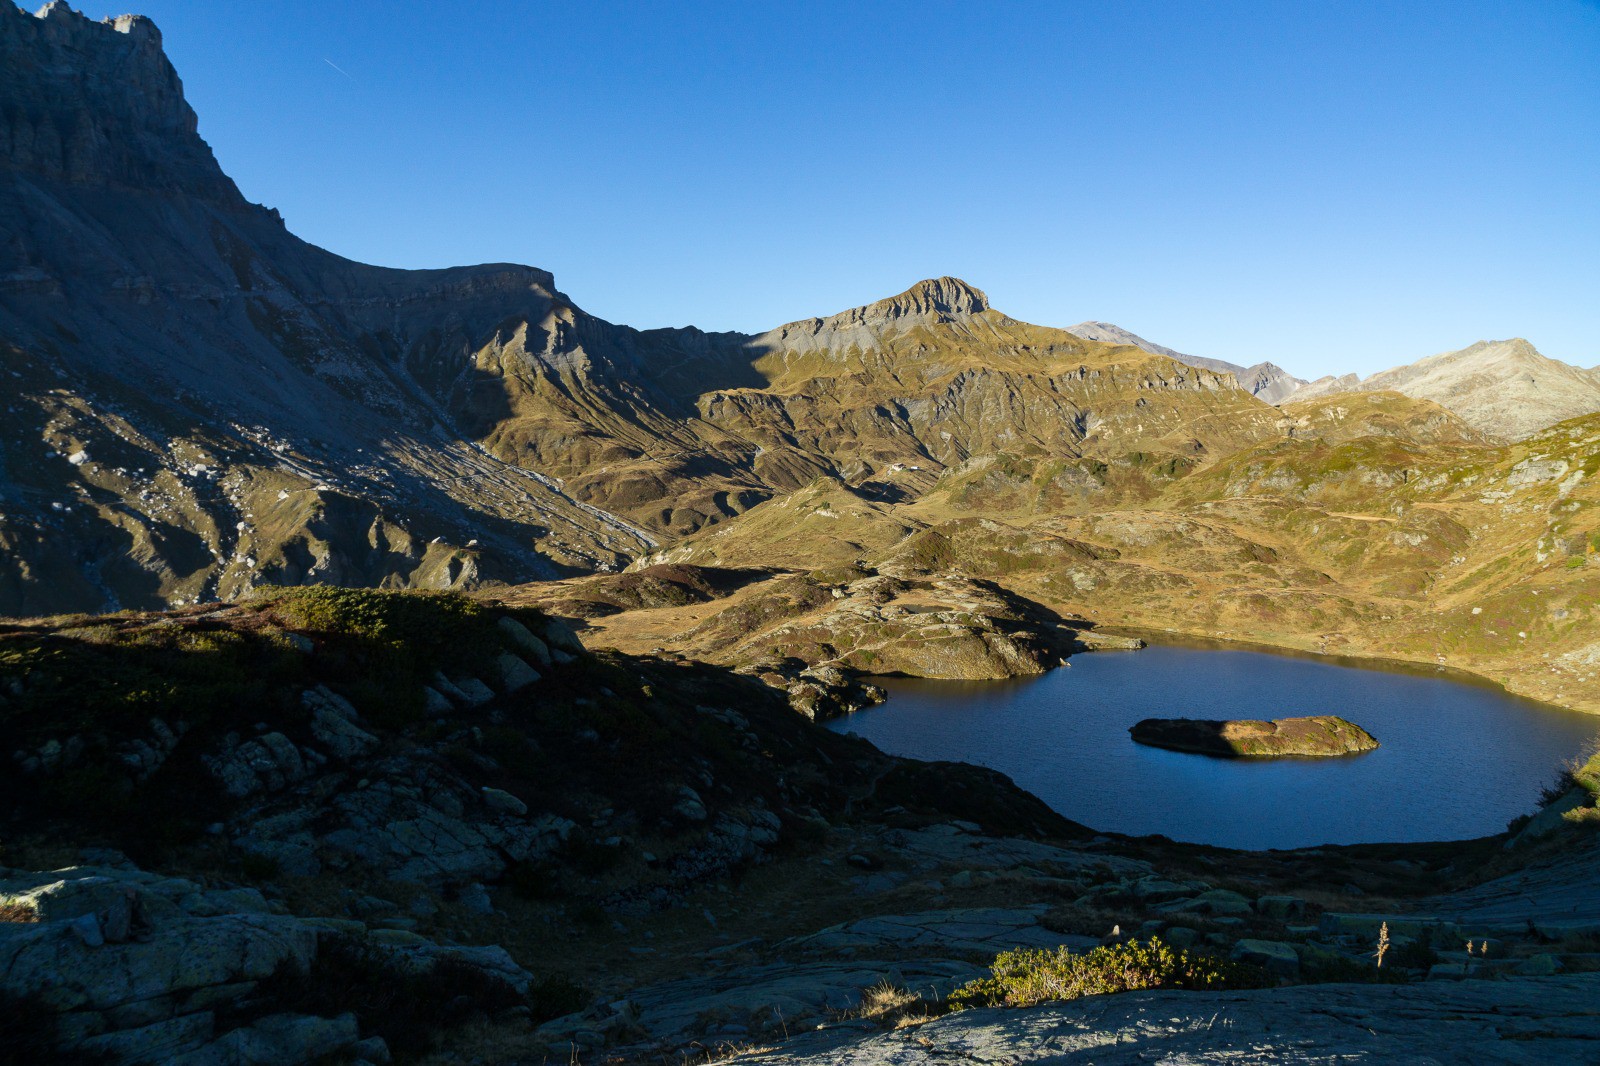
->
(948, 938), (1267, 1010)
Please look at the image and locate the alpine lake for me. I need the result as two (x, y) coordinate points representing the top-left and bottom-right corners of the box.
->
(828, 640), (1600, 849)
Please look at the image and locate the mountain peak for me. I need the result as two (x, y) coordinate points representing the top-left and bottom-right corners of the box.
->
(891, 276), (989, 317)
(1066, 321), (1184, 360)
(1, 4), (238, 200)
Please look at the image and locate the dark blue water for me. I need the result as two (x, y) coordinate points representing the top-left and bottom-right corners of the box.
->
(827, 643), (1600, 850)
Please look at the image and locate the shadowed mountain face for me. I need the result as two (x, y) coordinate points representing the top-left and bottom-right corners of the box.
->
(0, 3), (697, 613)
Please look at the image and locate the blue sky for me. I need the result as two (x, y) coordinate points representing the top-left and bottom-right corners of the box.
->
(80, 1), (1600, 377)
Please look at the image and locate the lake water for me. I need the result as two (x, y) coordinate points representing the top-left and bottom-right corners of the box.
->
(827, 642), (1600, 850)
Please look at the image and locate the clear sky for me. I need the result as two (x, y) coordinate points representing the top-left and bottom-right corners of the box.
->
(73, 0), (1600, 378)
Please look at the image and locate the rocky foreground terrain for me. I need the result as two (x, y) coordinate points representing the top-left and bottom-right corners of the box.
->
(3, 589), (1598, 1063)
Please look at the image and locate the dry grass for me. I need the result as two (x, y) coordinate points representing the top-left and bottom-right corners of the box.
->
(1561, 805), (1600, 827)
(848, 980), (943, 1030)
(0, 902), (39, 923)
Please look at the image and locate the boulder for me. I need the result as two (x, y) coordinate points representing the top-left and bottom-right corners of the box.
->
(305, 688), (379, 761)
(1182, 889), (1253, 916)
(1230, 938), (1301, 977)
(542, 618), (586, 655)
(1255, 896), (1307, 919)
(497, 616), (552, 666)
(482, 787), (529, 816)
(496, 653), (541, 693)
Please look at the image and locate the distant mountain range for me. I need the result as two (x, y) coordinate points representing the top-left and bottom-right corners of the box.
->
(1065, 321), (1307, 404)
(1287, 338), (1600, 440)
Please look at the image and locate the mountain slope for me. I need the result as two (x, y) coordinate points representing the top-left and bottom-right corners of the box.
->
(1067, 321), (1305, 403)
(0, 5), (1305, 616)
(1288, 339), (1600, 439)
(0, 3), (681, 614)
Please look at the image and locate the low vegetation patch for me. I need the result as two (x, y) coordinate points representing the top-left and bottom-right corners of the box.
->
(0, 588), (551, 851)
(948, 938), (1267, 1010)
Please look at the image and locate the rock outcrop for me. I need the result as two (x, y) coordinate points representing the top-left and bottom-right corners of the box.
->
(0, 860), (534, 1065)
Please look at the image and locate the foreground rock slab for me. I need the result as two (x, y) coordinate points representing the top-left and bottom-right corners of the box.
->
(736, 974), (1600, 1064)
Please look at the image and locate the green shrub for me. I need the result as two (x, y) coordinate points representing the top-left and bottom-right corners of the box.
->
(948, 938), (1267, 1010)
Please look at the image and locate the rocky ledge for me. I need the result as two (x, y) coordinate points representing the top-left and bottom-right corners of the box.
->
(1129, 715), (1379, 758)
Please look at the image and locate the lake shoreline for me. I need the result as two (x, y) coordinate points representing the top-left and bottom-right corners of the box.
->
(1085, 623), (1600, 719)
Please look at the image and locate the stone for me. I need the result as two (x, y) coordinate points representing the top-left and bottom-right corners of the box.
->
(1254, 895), (1306, 918)
(0, 906), (316, 1017)
(1129, 878), (1203, 903)
(1161, 926), (1200, 949)
(674, 787), (708, 822)
(1230, 938), (1301, 977)
(482, 787), (528, 816)
(203, 733), (309, 799)
(788, 907), (1097, 958)
(68, 911), (104, 946)
(351, 1035), (393, 1064)
(1182, 889), (1252, 916)
(496, 652), (541, 693)
(497, 616), (552, 666)
(171, 1011), (361, 1065)
(454, 678), (496, 707)
(457, 883), (494, 915)
(1518, 954), (1564, 976)
(79, 1012), (214, 1063)
(1317, 913), (1460, 942)
(430, 674), (470, 704)
(542, 618), (586, 655)
(422, 687), (453, 717)
(235, 838), (321, 879)
(306, 690), (379, 761)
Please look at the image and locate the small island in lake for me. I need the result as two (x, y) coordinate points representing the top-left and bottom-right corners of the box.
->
(1130, 715), (1380, 758)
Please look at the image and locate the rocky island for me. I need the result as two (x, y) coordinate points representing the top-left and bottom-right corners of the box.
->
(1130, 716), (1380, 758)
